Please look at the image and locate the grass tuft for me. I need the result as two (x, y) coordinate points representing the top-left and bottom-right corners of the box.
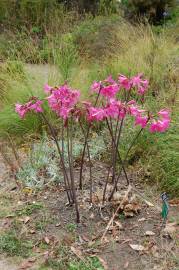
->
(0, 231), (33, 257)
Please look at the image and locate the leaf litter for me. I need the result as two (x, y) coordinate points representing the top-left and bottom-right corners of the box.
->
(0, 158), (179, 270)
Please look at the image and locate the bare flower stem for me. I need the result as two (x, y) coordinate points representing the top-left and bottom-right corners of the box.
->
(61, 121), (74, 202)
(79, 88), (102, 189)
(111, 117), (124, 184)
(41, 113), (72, 204)
(102, 165), (112, 204)
(79, 124), (90, 189)
(79, 121), (92, 203)
(61, 121), (74, 204)
(106, 118), (129, 185)
(108, 127), (144, 201)
(67, 120), (74, 201)
(67, 118), (80, 223)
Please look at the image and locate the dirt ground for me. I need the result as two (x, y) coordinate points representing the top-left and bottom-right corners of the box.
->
(0, 155), (178, 270)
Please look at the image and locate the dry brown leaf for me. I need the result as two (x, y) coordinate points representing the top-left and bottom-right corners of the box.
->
(129, 244), (145, 251)
(124, 261), (129, 269)
(124, 203), (134, 212)
(114, 220), (123, 229)
(28, 257), (36, 263)
(150, 245), (159, 258)
(91, 189), (103, 203)
(112, 191), (124, 201)
(169, 198), (179, 206)
(119, 239), (132, 245)
(81, 234), (90, 242)
(89, 213), (95, 219)
(144, 200), (154, 207)
(131, 202), (141, 213)
(88, 240), (95, 247)
(70, 246), (84, 260)
(101, 185), (132, 242)
(62, 235), (74, 245)
(97, 256), (108, 270)
(29, 229), (35, 234)
(153, 266), (163, 270)
(112, 226), (118, 237)
(19, 260), (33, 269)
(44, 236), (50, 244)
(124, 202), (141, 213)
(163, 222), (178, 237)
(5, 214), (15, 218)
(2, 218), (12, 229)
(138, 217), (146, 222)
(24, 216), (30, 224)
(124, 211), (134, 217)
(145, 231), (155, 236)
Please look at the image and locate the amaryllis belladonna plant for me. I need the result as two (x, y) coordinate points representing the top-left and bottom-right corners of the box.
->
(15, 74), (171, 222)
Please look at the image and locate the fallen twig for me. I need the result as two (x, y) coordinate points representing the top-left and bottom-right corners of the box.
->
(101, 185), (132, 242)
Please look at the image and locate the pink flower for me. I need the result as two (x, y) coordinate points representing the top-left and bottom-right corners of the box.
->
(149, 119), (170, 133)
(158, 109), (170, 120)
(127, 100), (136, 105)
(149, 108), (171, 133)
(105, 99), (121, 118)
(44, 84), (53, 94)
(105, 99), (126, 119)
(87, 107), (106, 122)
(104, 75), (116, 84)
(137, 85), (146, 95)
(138, 80), (148, 95)
(119, 108), (126, 119)
(128, 105), (145, 117)
(91, 81), (102, 93)
(118, 75), (131, 90)
(135, 115), (148, 128)
(91, 78), (119, 99)
(15, 99), (43, 118)
(29, 100), (43, 113)
(131, 74), (143, 87)
(100, 84), (119, 98)
(15, 103), (28, 119)
(59, 107), (72, 120)
(47, 84), (80, 120)
(47, 94), (60, 113)
(131, 74), (149, 95)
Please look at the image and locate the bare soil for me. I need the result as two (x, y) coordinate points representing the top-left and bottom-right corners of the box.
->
(0, 156), (178, 270)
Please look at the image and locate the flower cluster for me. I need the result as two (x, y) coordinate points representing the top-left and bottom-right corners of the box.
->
(118, 73), (148, 94)
(150, 109), (170, 133)
(15, 73), (170, 133)
(91, 80), (119, 99)
(85, 98), (170, 132)
(46, 84), (80, 120)
(15, 98), (43, 118)
(91, 73), (148, 98)
(85, 74), (170, 132)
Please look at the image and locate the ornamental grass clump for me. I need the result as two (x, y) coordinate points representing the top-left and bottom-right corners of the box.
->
(15, 72), (171, 223)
